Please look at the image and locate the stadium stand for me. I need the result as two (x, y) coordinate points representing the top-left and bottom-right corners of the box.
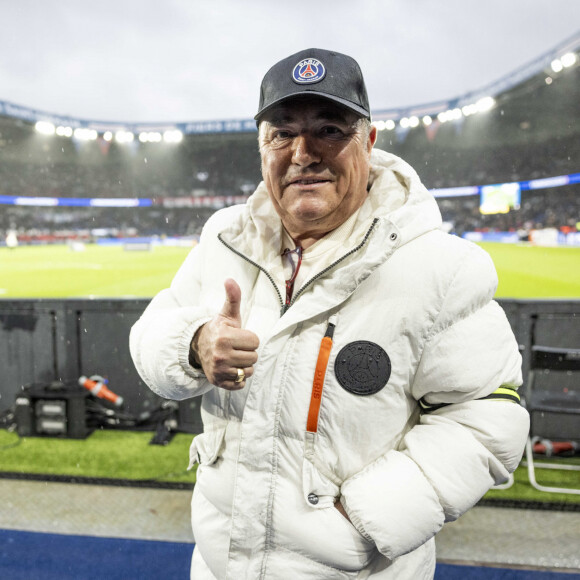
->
(0, 33), (578, 244)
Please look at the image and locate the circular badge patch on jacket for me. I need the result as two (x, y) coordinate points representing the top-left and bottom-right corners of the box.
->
(292, 58), (326, 84)
(334, 341), (391, 396)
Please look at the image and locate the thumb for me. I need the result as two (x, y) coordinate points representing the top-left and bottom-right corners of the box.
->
(220, 278), (242, 324)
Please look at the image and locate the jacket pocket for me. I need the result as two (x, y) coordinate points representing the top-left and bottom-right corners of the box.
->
(188, 425), (227, 470)
(302, 455), (340, 509)
(300, 447), (376, 571)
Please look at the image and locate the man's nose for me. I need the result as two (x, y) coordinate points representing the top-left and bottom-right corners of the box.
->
(291, 134), (321, 166)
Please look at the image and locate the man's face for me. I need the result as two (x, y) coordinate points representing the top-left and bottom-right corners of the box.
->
(259, 97), (377, 242)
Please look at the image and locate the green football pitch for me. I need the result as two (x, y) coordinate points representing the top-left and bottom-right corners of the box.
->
(1, 241), (579, 299)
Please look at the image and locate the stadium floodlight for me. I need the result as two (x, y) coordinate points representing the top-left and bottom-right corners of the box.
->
(372, 120), (386, 131)
(400, 117), (410, 129)
(476, 97), (495, 113)
(408, 116), (419, 128)
(439, 109), (460, 123)
(56, 126), (74, 137)
(115, 130), (134, 143)
(422, 115), (432, 126)
(462, 104), (478, 117)
(35, 121), (56, 135)
(551, 59), (563, 73)
(163, 130), (183, 143)
(103, 131), (113, 142)
(73, 128), (98, 141)
(149, 132), (162, 142)
(139, 131), (163, 143)
(561, 52), (577, 68)
(385, 120), (396, 130)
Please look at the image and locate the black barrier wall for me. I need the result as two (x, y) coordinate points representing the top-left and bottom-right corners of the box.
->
(0, 298), (578, 436)
(0, 299), (152, 416)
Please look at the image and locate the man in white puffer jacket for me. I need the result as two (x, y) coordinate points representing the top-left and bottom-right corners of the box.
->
(130, 48), (529, 579)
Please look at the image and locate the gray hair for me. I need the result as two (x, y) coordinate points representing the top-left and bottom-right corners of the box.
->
(355, 117), (372, 140)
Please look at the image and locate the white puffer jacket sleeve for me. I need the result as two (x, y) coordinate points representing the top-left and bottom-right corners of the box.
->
(129, 236), (216, 401)
(339, 243), (529, 561)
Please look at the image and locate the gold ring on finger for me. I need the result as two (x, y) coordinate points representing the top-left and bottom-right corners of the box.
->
(234, 368), (245, 383)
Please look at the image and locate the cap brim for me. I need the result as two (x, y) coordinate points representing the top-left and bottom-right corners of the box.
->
(254, 91), (370, 122)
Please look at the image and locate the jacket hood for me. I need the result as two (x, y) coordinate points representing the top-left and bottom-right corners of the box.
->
(364, 148), (442, 246)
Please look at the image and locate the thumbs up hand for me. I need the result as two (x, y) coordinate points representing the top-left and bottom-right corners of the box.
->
(190, 279), (260, 390)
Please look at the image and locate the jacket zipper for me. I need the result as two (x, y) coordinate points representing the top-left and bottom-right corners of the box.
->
(218, 217), (379, 317)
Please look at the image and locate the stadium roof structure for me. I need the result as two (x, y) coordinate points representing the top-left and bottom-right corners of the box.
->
(0, 30), (578, 141)
(371, 30), (580, 122)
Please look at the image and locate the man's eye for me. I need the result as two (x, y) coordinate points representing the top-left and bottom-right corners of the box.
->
(321, 126), (344, 137)
(273, 130), (291, 140)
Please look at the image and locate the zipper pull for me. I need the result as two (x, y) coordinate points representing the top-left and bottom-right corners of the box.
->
(324, 322), (336, 339)
(306, 319), (337, 433)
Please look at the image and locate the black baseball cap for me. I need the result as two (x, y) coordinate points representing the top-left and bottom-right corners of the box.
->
(255, 48), (371, 122)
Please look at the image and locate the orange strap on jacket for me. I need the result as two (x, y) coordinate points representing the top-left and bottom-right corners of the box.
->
(306, 323), (335, 433)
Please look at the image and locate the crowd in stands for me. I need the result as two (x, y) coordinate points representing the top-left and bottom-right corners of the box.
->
(0, 140), (578, 243)
(437, 186), (579, 238)
(0, 205), (215, 244)
(1, 130), (577, 200)
(404, 133), (579, 191)
(0, 159), (197, 199)
(2, 184), (577, 246)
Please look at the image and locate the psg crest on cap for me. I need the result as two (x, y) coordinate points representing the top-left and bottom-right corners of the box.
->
(292, 58), (326, 84)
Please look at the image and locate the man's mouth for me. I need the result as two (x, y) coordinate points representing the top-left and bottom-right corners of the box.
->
(288, 176), (331, 186)
(293, 179), (327, 184)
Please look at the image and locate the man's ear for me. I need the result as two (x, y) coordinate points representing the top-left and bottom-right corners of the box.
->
(367, 125), (377, 154)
